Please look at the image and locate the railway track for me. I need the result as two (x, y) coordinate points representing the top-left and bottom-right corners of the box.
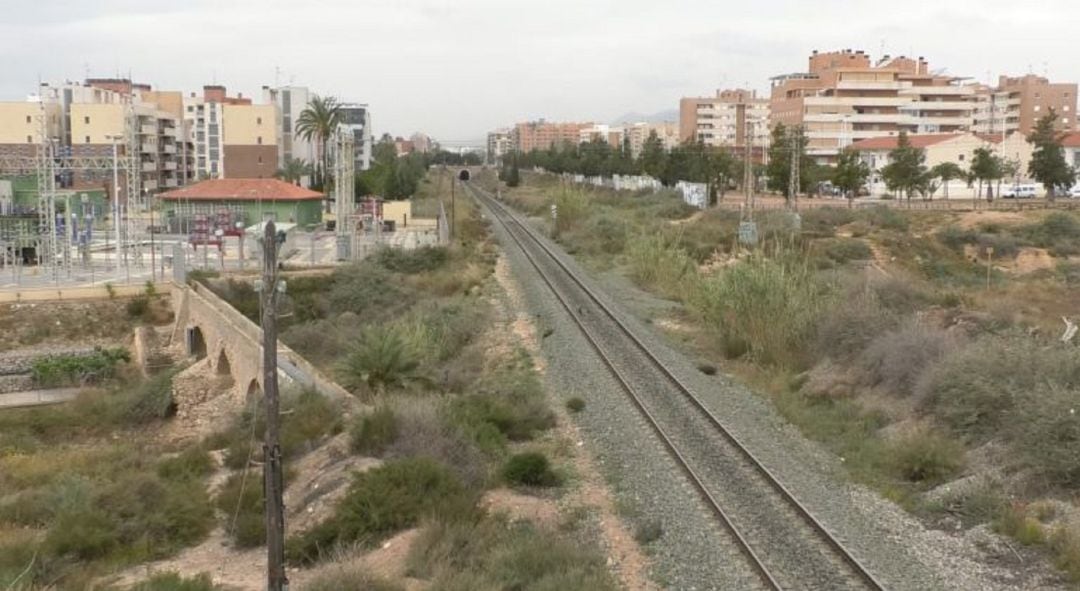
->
(467, 182), (887, 591)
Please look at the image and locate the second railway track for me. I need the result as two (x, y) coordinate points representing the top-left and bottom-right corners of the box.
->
(467, 182), (887, 591)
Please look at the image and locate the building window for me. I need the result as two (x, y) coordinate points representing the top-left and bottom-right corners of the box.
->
(25, 115), (31, 124)
(26, 135), (32, 143)
(1035, 106), (1041, 112)
(959, 154), (965, 161)
(84, 116), (90, 124)
(257, 136), (263, 145)
(85, 136), (91, 143)
(257, 117), (262, 125)
(258, 155), (263, 164)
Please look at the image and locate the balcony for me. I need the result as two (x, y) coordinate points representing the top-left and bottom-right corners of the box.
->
(836, 80), (903, 90)
(804, 96), (910, 108)
(163, 161), (177, 170)
(164, 178), (178, 188)
(901, 101), (977, 111)
(142, 179), (158, 191)
(161, 144), (177, 154)
(139, 143), (156, 154)
(141, 161), (156, 172)
(139, 124), (157, 135)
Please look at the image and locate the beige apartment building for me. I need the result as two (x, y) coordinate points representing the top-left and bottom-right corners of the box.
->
(222, 104), (278, 178)
(0, 101), (61, 154)
(973, 74), (1078, 137)
(679, 89), (770, 149)
(486, 128), (513, 164)
(512, 120), (593, 153)
(68, 102), (183, 194)
(624, 121), (679, 158)
(770, 50), (979, 161)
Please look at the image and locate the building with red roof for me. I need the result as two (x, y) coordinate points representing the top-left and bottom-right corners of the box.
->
(159, 178), (324, 231)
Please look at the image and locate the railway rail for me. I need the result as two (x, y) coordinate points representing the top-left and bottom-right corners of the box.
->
(467, 182), (887, 591)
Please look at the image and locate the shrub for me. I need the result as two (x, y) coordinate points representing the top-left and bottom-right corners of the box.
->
(406, 517), (617, 591)
(565, 397), (586, 413)
(869, 276), (934, 313)
(553, 187), (589, 235)
(858, 322), (957, 398)
(626, 233), (698, 300)
(634, 518), (664, 544)
(338, 325), (419, 394)
(129, 572), (221, 591)
(157, 446), (214, 482)
(1021, 212), (1080, 250)
(124, 370), (179, 422)
(30, 347), (130, 388)
(1048, 523), (1080, 582)
(217, 388), (342, 469)
(974, 232), (1019, 259)
(822, 238), (872, 263)
(287, 458), (478, 564)
(448, 367), (555, 453)
(936, 225), (976, 252)
(303, 564), (404, 591)
(800, 207), (857, 236)
(214, 471), (266, 548)
(887, 428), (964, 485)
(126, 296), (151, 319)
(691, 254), (833, 368)
(350, 406), (399, 455)
(813, 289), (898, 362)
(861, 206), (909, 231)
(1012, 382), (1080, 485)
(502, 452), (560, 487)
(373, 246), (449, 274)
(996, 505), (1046, 546)
(329, 264), (415, 320)
(919, 335), (1080, 441)
(281, 320), (345, 365)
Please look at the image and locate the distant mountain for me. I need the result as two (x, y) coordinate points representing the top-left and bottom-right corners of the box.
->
(610, 109), (679, 125)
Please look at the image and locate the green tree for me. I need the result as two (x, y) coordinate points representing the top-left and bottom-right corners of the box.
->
(832, 149), (871, 207)
(766, 124), (813, 200)
(880, 131), (928, 202)
(275, 157), (310, 186)
(929, 161), (964, 200)
(295, 95), (343, 196)
(1028, 110), (1076, 201)
(969, 147), (1003, 201)
(639, 130), (667, 179)
(503, 153), (521, 187)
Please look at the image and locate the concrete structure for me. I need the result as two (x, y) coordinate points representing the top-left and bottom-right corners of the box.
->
(851, 131), (1033, 197)
(159, 178), (324, 229)
(339, 103), (373, 171)
(1059, 132), (1080, 170)
(680, 89), (770, 148)
(973, 74), (1078, 137)
(770, 50), (979, 161)
(512, 120), (593, 153)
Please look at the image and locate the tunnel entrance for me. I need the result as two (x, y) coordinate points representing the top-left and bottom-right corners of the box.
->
(458, 169), (470, 181)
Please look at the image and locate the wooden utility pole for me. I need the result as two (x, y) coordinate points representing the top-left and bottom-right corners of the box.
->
(261, 221), (287, 591)
(450, 172), (456, 240)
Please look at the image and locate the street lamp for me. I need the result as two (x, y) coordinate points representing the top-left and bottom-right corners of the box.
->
(215, 228), (225, 271)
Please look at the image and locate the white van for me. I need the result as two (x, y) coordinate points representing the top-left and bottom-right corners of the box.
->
(1002, 184), (1038, 199)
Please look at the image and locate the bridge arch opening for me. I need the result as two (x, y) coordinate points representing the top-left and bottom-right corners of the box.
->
(458, 169), (470, 181)
(187, 326), (207, 360)
(246, 379), (261, 401)
(216, 349), (232, 377)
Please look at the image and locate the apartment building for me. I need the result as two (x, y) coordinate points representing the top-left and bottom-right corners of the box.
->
(512, 120), (593, 153)
(262, 85), (317, 170)
(486, 128), (513, 164)
(769, 50), (978, 161)
(679, 89), (770, 148)
(221, 104), (277, 178)
(340, 103), (373, 171)
(67, 102), (183, 193)
(579, 124), (625, 146)
(973, 74), (1078, 137)
(623, 121), (679, 158)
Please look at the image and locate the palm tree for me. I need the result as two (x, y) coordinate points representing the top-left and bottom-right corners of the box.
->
(295, 95), (343, 194)
(275, 157), (311, 186)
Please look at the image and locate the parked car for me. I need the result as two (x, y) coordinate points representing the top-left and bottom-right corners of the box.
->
(1002, 184), (1038, 199)
(1069, 185), (1080, 199)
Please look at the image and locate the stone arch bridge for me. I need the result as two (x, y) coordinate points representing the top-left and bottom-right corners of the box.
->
(169, 282), (350, 402)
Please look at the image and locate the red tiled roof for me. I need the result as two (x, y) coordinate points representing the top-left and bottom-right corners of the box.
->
(159, 179), (323, 201)
(850, 133), (964, 151)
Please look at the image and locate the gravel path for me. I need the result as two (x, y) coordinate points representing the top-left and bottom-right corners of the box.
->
(471, 184), (1068, 591)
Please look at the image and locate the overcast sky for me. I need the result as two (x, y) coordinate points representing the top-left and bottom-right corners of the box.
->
(1, 0), (1077, 145)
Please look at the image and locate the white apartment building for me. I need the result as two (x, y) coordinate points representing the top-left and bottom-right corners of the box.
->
(261, 85), (317, 171)
(486, 128), (513, 164)
(680, 89), (770, 148)
(623, 121), (680, 158)
(182, 97), (225, 179)
(339, 103), (373, 171)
